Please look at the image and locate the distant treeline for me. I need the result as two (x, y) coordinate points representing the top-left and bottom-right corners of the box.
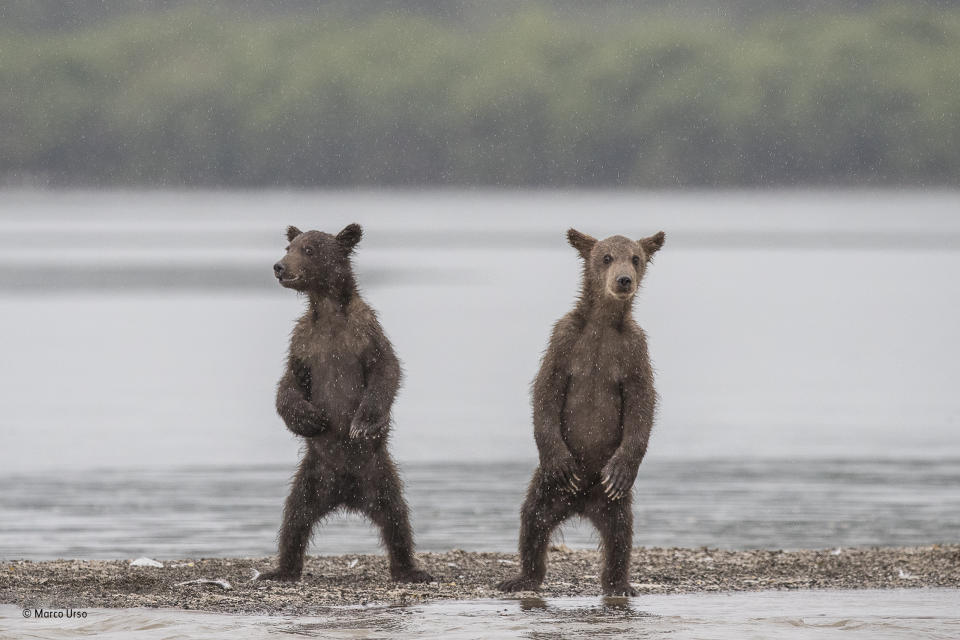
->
(11, 1), (960, 32)
(2, 4), (959, 186)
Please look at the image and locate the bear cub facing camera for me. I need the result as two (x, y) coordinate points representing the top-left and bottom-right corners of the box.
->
(258, 223), (433, 584)
(497, 228), (665, 596)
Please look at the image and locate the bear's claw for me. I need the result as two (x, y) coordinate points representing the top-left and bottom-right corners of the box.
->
(349, 417), (388, 440)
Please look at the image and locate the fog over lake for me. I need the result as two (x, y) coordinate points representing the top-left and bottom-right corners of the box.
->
(2, 190), (957, 471)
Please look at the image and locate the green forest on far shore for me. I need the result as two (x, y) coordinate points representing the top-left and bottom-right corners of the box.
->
(2, 3), (959, 187)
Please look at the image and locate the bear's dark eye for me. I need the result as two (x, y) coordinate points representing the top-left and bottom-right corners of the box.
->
(632, 255), (640, 266)
(602, 254), (612, 265)
(303, 246), (314, 257)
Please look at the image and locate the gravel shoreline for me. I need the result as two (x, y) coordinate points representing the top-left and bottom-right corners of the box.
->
(3, 545), (958, 616)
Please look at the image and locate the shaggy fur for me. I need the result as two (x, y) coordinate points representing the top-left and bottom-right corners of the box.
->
(497, 228), (665, 596)
(258, 224), (433, 584)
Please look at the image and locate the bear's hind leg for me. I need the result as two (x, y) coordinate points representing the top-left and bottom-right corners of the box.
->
(259, 460), (338, 582)
(497, 469), (575, 592)
(360, 456), (434, 584)
(586, 489), (637, 596)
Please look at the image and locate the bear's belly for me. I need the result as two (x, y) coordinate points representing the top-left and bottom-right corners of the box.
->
(560, 375), (623, 473)
(305, 353), (365, 436)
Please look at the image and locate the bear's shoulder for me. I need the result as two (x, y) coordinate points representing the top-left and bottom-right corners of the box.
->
(551, 311), (583, 341)
(345, 297), (385, 339)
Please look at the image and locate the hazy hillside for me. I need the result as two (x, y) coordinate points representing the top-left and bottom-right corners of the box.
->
(2, 2), (958, 186)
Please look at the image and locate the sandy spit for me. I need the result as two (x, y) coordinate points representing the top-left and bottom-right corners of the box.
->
(3, 545), (958, 615)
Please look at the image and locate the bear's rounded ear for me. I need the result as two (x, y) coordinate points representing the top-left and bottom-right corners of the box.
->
(567, 228), (597, 260)
(336, 223), (363, 253)
(639, 231), (666, 261)
(286, 226), (303, 242)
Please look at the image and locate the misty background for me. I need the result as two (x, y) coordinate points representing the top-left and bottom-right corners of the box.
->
(0, 1), (958, 560)
(2, 0), (960, 187)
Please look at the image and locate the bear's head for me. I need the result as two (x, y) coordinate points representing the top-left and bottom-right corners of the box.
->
(567, 228), (665, 302)
(273, 223), (363, 293)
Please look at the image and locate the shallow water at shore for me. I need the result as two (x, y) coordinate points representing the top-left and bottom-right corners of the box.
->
(3, 458), (959, 560)
(4, 589), (959, 639)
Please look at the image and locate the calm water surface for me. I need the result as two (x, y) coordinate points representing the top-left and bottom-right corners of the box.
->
(2, 459), (959, 559)
(1, 190), (958, 558)
(2, 190), (958, 473)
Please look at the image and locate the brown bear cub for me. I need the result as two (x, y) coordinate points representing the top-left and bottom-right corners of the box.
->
(497, 228), (665, 596)
(258, 223), (433, 584)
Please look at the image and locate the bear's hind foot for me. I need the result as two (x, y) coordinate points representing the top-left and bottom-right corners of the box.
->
(602, 582), (638, 597)
(256, 568), (302, 582)
(496, 575), (542, 592)
(392, 568), (435, 584)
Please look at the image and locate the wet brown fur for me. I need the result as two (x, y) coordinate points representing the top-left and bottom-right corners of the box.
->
(258, 224), (433, 584)
(497, 228), (665, 596)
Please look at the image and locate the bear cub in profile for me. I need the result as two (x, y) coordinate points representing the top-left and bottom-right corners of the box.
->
(258, 223), (433, 584)
(497, 228), (665, 596)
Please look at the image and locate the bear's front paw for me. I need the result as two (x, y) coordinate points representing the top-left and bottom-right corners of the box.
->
(496, 575), (542, 592)
(349, 416), (388, 439)
(288, 417), (326, 438)
(600, 457), (637, 501)
(543, 454), (583, 493)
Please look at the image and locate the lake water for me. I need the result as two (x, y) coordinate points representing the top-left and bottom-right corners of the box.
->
(2, 189), (959, 473)
(2, 459), (959, 559)
(4, 589), (960, 639)
(1, 190), (959, 633)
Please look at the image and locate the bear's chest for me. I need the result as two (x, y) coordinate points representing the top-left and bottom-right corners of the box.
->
(566, 330), (625, 385)
(292, 320), (369, 398)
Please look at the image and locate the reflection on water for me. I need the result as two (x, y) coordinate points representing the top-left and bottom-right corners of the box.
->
(3, 589), (959, 639)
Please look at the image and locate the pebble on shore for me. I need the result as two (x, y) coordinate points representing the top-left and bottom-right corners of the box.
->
(3, 545), (958, 616)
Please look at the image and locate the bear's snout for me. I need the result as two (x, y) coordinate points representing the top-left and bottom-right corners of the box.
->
(273, 262), (286, 278)
(607, 272), (636, 298)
